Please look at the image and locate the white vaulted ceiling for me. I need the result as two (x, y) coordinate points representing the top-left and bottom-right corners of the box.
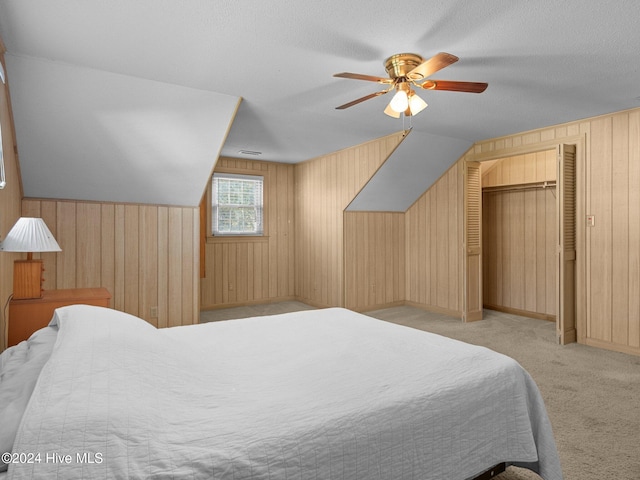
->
(1, 1), (640, 209)
(6, 56), (240, 206)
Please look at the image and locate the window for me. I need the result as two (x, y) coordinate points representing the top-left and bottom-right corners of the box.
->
(211, 172), (264, 235)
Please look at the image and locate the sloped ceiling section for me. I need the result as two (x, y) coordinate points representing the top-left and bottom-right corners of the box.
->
(6, 55), (240, 206)
(347, 131), (472, 211)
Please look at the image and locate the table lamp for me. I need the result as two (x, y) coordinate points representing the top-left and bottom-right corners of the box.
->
(0, 217), (62, 299)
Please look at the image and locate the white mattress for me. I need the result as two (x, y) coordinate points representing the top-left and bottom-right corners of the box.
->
(8, 305), (562, 479)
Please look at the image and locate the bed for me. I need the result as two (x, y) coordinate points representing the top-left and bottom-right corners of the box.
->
(1, 305), (563, 479)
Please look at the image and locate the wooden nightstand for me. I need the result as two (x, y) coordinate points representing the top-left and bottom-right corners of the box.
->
(7, 288), (112, 347)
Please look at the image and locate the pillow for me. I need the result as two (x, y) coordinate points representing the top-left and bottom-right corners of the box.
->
(0, 326), (58, 472)
(51, 304), (156, 332)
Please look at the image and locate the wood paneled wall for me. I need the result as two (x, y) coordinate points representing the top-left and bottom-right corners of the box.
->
(200, 157), (295, 308)
(482, 150), (557, 319)
(0, 40), (22, 350)
(295, 131), (407, 308)
(21, 198), (200, 328)
(585, 112), (640, 354)
(344, 212), (405, 311)
(405, 160), (464, 316)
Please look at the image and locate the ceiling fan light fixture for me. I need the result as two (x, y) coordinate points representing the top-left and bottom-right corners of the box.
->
(383, 103), (401, 118)
(389, 89), (409, 113)
(386, 86), (427, 118)
(408, 92), (428, 115)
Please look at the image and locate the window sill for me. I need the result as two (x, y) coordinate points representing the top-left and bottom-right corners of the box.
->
(206, 236), (269, 244)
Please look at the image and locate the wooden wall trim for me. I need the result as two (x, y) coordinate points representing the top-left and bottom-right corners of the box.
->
(484, 303), (555, 322)
(473, 135), (584, 163)
(22, 196), (198, 210)
(201, 295), (297, 311)
(404, 300), (463, 319)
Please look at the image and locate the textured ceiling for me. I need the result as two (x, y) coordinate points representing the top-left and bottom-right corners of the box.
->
(1, 0), (640, 209)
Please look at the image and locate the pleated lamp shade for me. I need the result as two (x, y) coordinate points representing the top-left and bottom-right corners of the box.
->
(1, 217), (61, 299)
(0, 217), (61, 253)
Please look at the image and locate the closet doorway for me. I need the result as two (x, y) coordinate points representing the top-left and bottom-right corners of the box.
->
(474, 143), (578, 344)
(481, 149), (558, 321)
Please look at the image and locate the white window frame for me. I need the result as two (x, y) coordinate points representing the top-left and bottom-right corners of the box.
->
(211, 172), (264, 236)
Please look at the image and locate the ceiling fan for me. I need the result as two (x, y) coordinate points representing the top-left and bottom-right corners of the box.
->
(334, 52), (487, 118)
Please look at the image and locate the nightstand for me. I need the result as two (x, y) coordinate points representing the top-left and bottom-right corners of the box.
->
(7, 287), (111, 347)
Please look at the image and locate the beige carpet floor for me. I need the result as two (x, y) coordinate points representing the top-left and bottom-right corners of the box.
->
(201, 302), (640, 480)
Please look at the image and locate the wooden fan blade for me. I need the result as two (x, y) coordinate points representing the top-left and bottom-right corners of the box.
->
(335, 90), (389, 109)
(407, 52), (459, 80)
(334, 72), (393, 84)
(418, 80), (488, 93)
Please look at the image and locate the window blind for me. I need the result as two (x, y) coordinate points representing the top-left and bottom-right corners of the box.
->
(212, 173), (264, 235)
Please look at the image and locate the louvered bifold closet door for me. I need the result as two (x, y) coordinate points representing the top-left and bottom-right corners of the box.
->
(464, 161), (483, 321)
(557, 144), (577, 344)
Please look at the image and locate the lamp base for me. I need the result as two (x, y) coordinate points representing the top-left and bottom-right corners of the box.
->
(13, 259), (44, 300)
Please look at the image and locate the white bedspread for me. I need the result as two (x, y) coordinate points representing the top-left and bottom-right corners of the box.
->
(8, 305), (562, 479)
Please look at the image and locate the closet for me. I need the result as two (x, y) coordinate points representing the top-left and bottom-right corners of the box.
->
(481, 150), (557, 320)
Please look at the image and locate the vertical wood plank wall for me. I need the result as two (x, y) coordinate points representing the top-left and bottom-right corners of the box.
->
(405, 160), (464, 317)
(343, 212), (405, 311)
(295, 131), (407, 308)
(200, 157), (295, 308)
(0, 42), (22, 350)
(20, 198), (200, 328)
(586, 113), (640, 354)
(469, 108), (640, 356)
(481, 150), (557, 319)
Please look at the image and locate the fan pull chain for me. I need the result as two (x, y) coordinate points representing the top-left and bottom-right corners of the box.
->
(402, 112), (413, 129)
